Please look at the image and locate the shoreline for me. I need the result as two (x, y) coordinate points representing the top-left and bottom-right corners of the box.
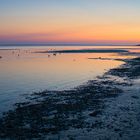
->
(0, 57), (140, 139)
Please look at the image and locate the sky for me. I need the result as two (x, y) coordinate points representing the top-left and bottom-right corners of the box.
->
(0, 0), (140, 45)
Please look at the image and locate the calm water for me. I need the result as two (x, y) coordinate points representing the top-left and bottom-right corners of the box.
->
(0, 46), (139, 113)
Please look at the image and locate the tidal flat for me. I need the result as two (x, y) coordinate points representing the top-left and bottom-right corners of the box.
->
(0, 56), (140, 140)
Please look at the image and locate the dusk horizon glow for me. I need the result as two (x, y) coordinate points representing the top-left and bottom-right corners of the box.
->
(0, 0), (140, 45)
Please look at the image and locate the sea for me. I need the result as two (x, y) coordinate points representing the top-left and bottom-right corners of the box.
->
(0, 45), (140, 114)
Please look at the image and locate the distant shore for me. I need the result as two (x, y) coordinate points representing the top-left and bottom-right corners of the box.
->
(48, 49), (128, 53)
(36, 49), (129, 54)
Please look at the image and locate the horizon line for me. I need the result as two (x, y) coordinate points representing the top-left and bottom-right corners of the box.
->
(0, 43), (138, 47)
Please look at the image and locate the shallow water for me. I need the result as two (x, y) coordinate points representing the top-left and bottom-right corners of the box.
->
(0, 46), (139, 113)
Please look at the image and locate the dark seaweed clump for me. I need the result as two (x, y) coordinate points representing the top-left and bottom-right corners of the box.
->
(107, 57), (140, 79)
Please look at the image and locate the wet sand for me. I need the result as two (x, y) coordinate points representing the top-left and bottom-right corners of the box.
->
(0, 56), (140, 139)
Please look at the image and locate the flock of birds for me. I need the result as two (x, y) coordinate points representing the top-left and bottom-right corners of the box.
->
(0, 48), (78, 63)
(0, 48), (60, 60)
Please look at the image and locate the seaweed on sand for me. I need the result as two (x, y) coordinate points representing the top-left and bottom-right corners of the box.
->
(0, 81), (123, 139)
(107, 57), (140, 78)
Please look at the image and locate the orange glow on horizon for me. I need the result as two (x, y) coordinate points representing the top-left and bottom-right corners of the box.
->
(1, 0), (140, 44)
(0, 12), (140, 44)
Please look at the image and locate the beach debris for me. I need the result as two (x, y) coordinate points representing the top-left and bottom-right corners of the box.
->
(0, 56), (2, 59)
(89, 110), (101, 117)
(53, 53), (57, 56)
(131, 95), (139, 99)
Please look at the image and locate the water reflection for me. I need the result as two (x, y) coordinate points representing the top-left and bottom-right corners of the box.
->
(0, 46), (139, 113)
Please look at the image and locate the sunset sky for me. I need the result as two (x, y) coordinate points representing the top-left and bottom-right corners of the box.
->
(0, 0), (140, 45)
